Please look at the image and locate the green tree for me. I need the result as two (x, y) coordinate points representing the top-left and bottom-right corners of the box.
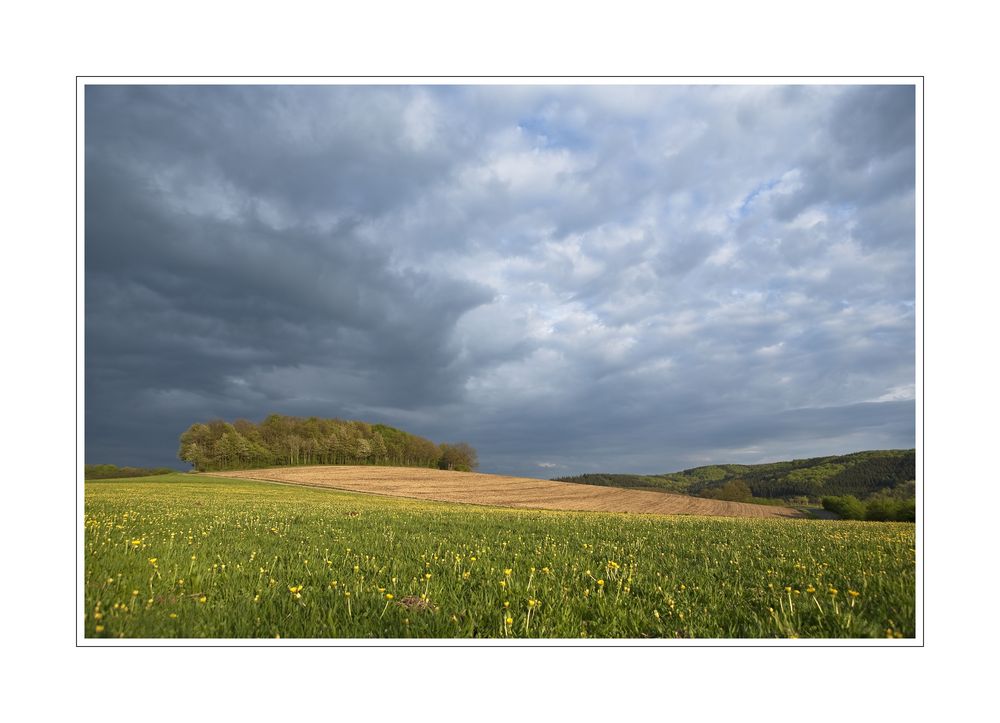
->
(438, 442), (478, 472)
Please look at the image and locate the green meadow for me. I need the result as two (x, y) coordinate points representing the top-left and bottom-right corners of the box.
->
(84, 474), (915, 639)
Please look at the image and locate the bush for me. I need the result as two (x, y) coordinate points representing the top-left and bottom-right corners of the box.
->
(866, 496), (916, 522)
(821, 495), (866, 520)
(864, 497), (897, 521)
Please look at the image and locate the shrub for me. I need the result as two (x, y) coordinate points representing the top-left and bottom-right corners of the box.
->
(821, 495), (866, 520)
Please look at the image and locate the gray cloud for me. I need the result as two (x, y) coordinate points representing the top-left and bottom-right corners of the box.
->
(85, 84), (916, 476)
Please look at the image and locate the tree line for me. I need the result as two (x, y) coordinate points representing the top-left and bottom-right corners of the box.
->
(85, 464), (174, 480)
(177, 414), (478, 473)
(821, 494), (916, 522)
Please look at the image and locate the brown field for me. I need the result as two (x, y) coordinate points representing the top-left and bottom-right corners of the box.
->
(206, 465), (805, 519)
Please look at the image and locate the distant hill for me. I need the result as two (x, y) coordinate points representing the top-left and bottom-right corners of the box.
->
(554, 449), (915, 502)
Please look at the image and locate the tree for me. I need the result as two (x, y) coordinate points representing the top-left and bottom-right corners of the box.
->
(355, 437), (372, 464)
(438, 442), (478, 472)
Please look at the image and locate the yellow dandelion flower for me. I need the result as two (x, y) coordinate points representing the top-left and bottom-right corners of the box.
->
(95, 625), (104, 633)
(505, 617), (513, 625)
(597, 579), (605, 586)
(169, 613), (177, 619)
(848, 590), (860, 598)
(199, 595), (207, 603)
(385, 593), (394, 600)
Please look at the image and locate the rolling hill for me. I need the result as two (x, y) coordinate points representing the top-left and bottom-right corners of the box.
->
(554, 449), (916, 502)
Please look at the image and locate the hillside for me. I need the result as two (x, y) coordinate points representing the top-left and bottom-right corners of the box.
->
(554, 449), (915, 502)
(205, 465), (805, 519)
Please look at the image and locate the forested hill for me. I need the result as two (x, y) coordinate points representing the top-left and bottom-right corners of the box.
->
(178, 414), (477, 473)
(554, 449), (915, 502)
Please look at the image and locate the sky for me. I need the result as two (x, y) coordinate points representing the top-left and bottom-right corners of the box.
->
(84, 84), (916, 477)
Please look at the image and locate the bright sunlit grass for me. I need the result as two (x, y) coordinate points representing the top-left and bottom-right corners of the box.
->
(84, 474), (915, 639)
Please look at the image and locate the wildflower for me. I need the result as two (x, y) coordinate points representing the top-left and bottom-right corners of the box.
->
(848, 590), (860, 598)
(199, 595), (207, 603)
(503, 601), (510, 608)
(148, 558), (158, 566)
(806, 586), (816, 593)
(131, 539), (142, 547)
(425, 573), (432, 580)
(828, 587), (838, 596)
(169, 613), (177, 619)
(385, 593), (394, 600)
(597, 579), (605, 587)
(95, 625), (104, 633)
(504, 569), (512, 576)
(505, 616), (513, 625)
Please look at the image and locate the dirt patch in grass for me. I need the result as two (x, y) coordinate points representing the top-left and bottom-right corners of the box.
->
(206, 466), (805, 519)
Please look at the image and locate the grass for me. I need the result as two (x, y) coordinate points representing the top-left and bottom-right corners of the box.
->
(83, 473), (916, 639)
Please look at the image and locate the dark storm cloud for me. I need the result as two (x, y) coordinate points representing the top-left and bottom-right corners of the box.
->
(85, 84), (916, 474)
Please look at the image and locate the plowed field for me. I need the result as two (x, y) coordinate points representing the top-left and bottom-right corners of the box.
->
(206, 465), (804, 518)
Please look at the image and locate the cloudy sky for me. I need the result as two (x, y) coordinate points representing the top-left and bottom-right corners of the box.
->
(85, 84), (916, 477)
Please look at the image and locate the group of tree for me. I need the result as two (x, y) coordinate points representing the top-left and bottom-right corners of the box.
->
(556, 449), (915, 504)
(177, 414), (478, 473)
(821, 493), (916, 522)
(85, 464), (174, 479)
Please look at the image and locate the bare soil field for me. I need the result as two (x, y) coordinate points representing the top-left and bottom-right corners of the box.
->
(206, 466), (805, 519)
